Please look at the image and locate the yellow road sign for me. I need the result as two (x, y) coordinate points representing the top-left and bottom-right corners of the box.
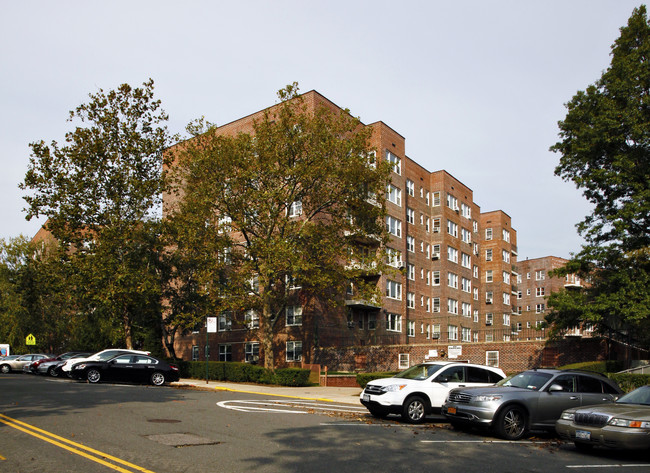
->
(26, 334), (36, 345)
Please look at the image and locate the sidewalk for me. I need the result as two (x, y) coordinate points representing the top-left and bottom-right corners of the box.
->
(171, 378), (363, 405)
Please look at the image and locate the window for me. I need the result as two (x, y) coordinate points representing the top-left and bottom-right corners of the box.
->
(474, 310), (479, 322)
(503, 292), (510, 305)
(486, 249), (493, 261)
(285, 274), (301, 291)
(502, 229), (510, 242)
(386, 216), (402, 237)
(460, 203), (471, 219)
(503, 313), (510, 326)
(386, 150), (401, 175)
(485, 228), (493, 240)
(448, 298), (458, 315)
(425, 218), (430, 232)
(536, 287), (545, 297)
(432, 324), (441, 338)
(407, 263), (415, 280)
(503, 271), (511, 284)
(406, 179), (414, 196)
(473, 287), (479, 300)
(486, 270), (493, 282)
(432, 218), (441, 233)
(485, 313), (493, 325)
(486, 351), (499, 367)
(447, 193), (458, 210)
(386, 280), (402, 300)
(408, 321), (415, 337)
(286, 306), (303, 326)
(448, 325), (458, 341)
(462, 302), (472, 316)
(536, 303), (545, 313)
(461, 277), (471, 293)
(245, 342), (259, 363)
(447, 246), (458, 263)
(447, 220), (458, 237)
(432, 270), (440, 286)
(387, 184), (402, 206)
(191, 345), (200, 361)
(288, 200), (302, 217)
(406, 207), (415, 224)
(368, 314), (376, 330)
(473, 265), (479, 278)
(502, 249), (510, 263)
(386, 248), (402, 267)
(535, 270), (545, 280)
(218, 311), (232, 331)
(407, 235), (415, 252)
(425, 192), (430, 205)
(286, 341), (302, 362)
(219, 344), (232, 362)
(448, 272), (458, 288)
(407, 292), (415, 309)
(461, 228), (472, 243)
(486, 291), (494, 304)
(432, 191), (441, 206)
(462, 327), (472, 342)
(432, 244), (441, 259)
(473, 220), (478, 233)
(386, 313), (402, 332)
(432, 297), (440, 313)
(461, 252), (471, 269)
(399, 353), (410, 369)
(245, 310), (259, 329)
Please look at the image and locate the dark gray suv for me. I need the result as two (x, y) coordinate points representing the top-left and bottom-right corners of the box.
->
(441, 369), (623, 440)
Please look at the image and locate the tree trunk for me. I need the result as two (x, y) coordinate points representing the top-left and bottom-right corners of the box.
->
(261, 301), (275, 371)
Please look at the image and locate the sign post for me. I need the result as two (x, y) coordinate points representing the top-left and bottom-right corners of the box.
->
(206, 317), (217, 384)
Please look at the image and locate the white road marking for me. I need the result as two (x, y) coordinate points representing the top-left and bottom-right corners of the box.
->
(566, 465), (650, 469)
(217, 399), (365, 415)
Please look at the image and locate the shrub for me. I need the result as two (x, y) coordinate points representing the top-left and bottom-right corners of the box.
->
(607, 374), (650, 393)
(177, 361), (310, 386)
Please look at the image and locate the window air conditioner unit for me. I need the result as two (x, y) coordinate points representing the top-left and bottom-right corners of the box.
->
(433, 228), (440, 233)
(432, 254), (440, 260)
(431, 333), (440, 339)
(486, 298), (493, 304)
(485, 321), (492, 326)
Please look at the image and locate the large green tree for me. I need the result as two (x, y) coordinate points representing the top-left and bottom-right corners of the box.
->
(548, 6), (650, 346)
(167, 84), (392, 369)
(20, 79), (173, 351)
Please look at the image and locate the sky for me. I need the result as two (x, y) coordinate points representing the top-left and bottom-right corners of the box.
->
(0, 1), (643, 260)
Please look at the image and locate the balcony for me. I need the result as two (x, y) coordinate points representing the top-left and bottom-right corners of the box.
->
(345, 299), (382, 310)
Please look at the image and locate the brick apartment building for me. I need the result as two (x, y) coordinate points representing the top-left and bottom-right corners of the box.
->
(167, 90), (547, 367)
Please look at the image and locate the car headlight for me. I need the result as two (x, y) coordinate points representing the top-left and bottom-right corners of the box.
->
(383, 384), (407, 392)
(473, 394), (502, 402)
(73, 364), (86, 370)
(608, 418), (650, 429)
(560, 412), (575, 421)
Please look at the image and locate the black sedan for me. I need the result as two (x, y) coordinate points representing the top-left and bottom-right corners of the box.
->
(69, 354), (180, 386)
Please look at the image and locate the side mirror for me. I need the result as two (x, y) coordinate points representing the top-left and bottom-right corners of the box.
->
(549, 383), (564, 392)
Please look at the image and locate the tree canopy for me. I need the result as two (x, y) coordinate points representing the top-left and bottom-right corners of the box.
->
(166, 84), (392, 368)
(548, 6), (650, 346)
(19, 79), (173, 351)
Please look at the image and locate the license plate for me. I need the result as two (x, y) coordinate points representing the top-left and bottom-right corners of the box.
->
(447, 407), (457, 415)
(363, 394), (370, 402)
(576, 430), (591, 440)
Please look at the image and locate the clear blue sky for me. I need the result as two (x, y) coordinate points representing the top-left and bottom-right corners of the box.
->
(0, 1), (643, 259)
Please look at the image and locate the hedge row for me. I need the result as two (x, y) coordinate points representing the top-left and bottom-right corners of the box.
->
(174, 360), (311, 387)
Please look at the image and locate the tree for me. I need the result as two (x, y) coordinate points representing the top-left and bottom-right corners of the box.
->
(548, 6), (650, 346)
(20, 79), (173, 350)
(167, 84), (392, 369)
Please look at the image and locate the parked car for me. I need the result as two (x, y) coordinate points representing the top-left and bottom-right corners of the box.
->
(23, 351), (85, 374)
(556, 385), (650, 450)
(36, 353), (92, 377)
(360, 361), (506, 423)
(59, 349), (151, 375)
(69, 353), (179, 386)
(0, 354), (50, 373)
(442, 369), (623, 440)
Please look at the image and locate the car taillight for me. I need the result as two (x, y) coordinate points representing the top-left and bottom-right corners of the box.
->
(170, 365), (179, 371)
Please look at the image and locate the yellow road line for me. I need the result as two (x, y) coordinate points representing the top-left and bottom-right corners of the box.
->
(0, 414), (155, 473)
(0, 453), (5, 460)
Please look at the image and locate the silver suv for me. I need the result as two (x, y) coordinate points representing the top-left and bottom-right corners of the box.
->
(442, 369), (623, 440)
(360, 362), (505, 424)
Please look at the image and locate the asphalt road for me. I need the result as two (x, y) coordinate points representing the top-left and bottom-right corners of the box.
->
(0, 374), (648, 473)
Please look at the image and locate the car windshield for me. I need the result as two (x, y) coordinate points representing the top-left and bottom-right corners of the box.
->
(394, 364), (444, 380)
(616, 386), (650, 406)
(496, 371), (553, 391)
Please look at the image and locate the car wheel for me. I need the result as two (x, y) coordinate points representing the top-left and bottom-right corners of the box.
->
(151, 371), (166, 386)
(47, 366), (59, 377)
(402, 396), (427, 424)
(495, 405), (527, 440)
(0, 364), (10, 374)
(368, 407), (389, 419)
(87, 369), (101, 383)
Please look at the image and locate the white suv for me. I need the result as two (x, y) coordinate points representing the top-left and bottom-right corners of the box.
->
(60, 349), (150, 375)
(360, 361), (506, 423)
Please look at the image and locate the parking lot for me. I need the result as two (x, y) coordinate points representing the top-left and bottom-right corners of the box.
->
(1, 374), (648, 472)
